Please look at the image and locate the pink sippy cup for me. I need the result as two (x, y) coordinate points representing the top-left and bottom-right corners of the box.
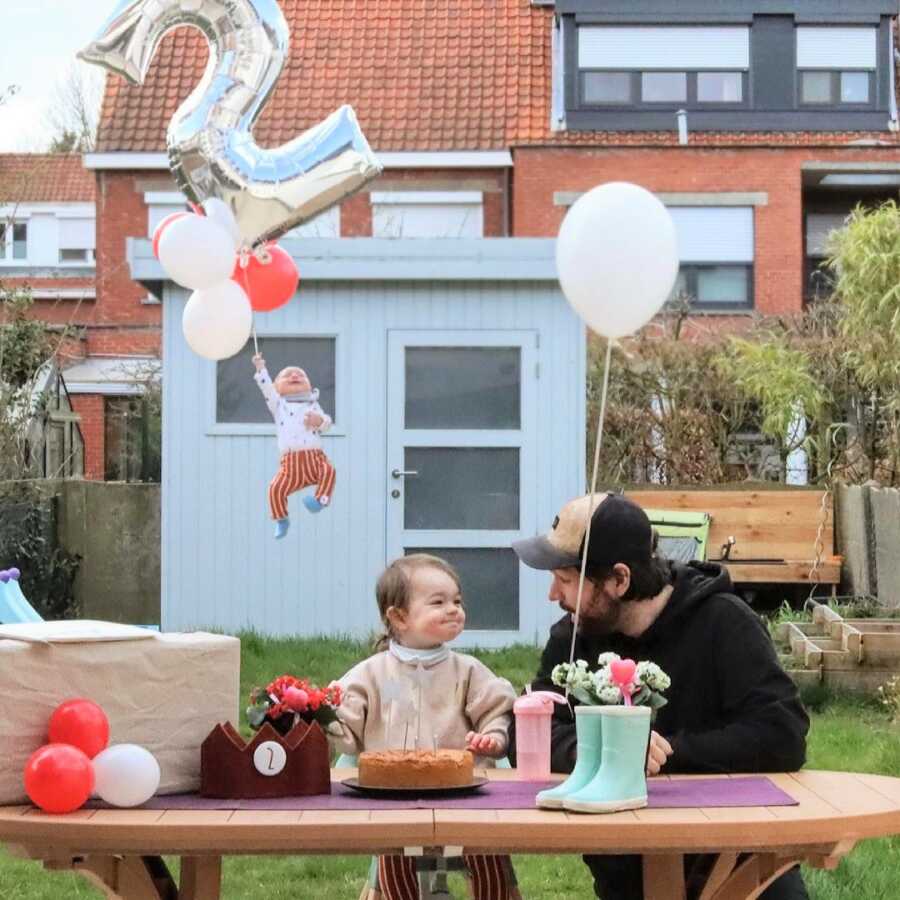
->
(513, 689), (568, 780)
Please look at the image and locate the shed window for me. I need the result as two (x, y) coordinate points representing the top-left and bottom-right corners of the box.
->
(216, 337), (336, 425)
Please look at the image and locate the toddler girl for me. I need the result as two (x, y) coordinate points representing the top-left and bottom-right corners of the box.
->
(333, 554), (517, 900)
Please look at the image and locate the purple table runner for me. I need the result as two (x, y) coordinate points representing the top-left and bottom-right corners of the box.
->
(89, 777), (797, 812)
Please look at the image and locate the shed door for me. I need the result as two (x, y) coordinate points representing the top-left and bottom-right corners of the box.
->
(386, 330), (537, 646)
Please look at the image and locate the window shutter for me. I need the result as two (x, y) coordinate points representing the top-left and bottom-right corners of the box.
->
(796, 27), (877, 70)
(371, 192), (484, 239)
(578, 27), (750, 70)
(668, 207), (754, 263)
(59, 218), (95, 250)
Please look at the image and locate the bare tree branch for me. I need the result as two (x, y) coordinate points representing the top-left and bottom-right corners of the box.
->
(43, 63), (103, 153)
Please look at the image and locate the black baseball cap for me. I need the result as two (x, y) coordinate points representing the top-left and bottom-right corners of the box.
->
(512, 493), (653, 571)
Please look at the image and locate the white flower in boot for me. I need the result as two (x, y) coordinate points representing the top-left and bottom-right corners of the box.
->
(636, 661), (671, 692)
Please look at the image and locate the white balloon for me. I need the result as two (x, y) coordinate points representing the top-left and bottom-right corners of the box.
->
(182, 280), (253, 360)
(158, 213), (236, 291)
(555, 182), (679, 339)
(93, 744), (160, 808)
(203, 198), (242, 251)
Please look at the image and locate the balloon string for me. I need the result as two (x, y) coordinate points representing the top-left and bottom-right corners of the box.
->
(567, 338), (614, 675)
(252, 321), (259, 357)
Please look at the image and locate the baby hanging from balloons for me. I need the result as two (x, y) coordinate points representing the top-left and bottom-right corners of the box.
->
(253, 354), (336, 539)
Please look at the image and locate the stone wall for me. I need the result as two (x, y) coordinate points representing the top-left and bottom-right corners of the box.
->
(837, 483), (900, 609)
(57, 480), (160, 625)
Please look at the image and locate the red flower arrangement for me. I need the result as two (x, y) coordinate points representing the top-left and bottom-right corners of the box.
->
(247, 675), (342, 737)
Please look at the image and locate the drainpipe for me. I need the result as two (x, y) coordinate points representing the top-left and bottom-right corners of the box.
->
(676, 109), (689, 145)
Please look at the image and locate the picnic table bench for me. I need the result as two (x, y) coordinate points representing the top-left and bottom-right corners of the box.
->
(626, 489), (841, 587)
(2, 768), (899, 900)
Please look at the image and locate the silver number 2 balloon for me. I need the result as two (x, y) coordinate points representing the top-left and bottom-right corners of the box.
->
(79, 0), (382, 248)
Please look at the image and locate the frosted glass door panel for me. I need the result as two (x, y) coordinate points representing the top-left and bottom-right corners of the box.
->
(404, 448), (519, 530)
(407, 547), (520, 630)
(405, 347), (520, 429)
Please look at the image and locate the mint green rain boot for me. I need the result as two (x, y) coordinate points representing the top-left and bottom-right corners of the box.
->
(563, 706), (650, 813)
(536, 707), (603, 809)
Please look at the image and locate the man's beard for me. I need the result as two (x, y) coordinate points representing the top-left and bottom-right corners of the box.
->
(567, 591), (621, 635)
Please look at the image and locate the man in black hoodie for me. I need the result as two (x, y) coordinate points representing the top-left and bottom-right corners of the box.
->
(510, 492), (810, 900)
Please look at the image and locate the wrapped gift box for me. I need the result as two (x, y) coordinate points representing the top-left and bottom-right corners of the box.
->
(0, 620), (240, 804)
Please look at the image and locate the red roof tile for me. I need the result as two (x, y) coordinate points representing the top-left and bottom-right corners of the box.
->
(0, 155), (95, 203)
(97, 0), (546, 152)
(95, 1), (900, 153)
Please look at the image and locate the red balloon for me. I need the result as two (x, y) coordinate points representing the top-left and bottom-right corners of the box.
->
(233, 243), (299, 312)
(24, 744), (94, 814)
(152, 211), (191, 259)
(48, 699), (110, 759)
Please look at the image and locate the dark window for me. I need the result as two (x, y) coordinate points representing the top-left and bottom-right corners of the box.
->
(580, 70), (746, 109)
(670, 265), (753, 310)
(800, 71), (873, 106)
(805, 257), (836, 301)
(12, 223), (26, 259)
(641, 72), (687, 103)
(582, 72), (633, 105)
(216, 336), (336, 425)
(104, 396), (161, 482)
(59, 248), (92, 263)
(697, 72), (743, 103)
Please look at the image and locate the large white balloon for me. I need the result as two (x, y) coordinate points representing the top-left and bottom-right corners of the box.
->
(93, 744), (160, 808)
(158, 214), (236, 291)
(182, 280), (253, 360)
(204, 198), (242, 252)
(556, 182), (679, 338)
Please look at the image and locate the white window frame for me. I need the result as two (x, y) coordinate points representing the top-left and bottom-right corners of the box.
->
(0, 219), (27, 264)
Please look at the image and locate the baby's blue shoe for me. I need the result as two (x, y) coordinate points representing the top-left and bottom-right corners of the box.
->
(274, 518), (290, 539)
(302, 495), (323, 514)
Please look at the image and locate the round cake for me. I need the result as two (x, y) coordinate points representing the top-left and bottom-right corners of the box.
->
(358, 749), (474, 789)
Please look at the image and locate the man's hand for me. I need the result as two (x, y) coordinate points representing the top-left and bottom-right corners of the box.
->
(305, 411), (325, 430)
(465, 731), (503, 758)
(646, 731), (673, 777)
(252, 354), (266, 373)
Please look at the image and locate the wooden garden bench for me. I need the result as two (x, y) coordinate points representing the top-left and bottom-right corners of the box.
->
(625, 489), (841, 587)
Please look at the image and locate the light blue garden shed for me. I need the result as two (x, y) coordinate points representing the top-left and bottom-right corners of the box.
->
(130, 239), (586, 647)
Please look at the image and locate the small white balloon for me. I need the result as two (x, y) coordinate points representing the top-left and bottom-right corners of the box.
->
(158, 213), (236, 291)
(93, 744), (160, 808)
(555, 182), (679, 339)
(204, 198), (242, 251)
(182, 280), (253, 361)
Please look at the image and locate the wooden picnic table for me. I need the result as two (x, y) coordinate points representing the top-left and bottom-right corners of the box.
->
(2, 768), (900, 899)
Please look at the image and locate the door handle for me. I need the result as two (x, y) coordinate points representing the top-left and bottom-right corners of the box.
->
(391, 469), (419, 479)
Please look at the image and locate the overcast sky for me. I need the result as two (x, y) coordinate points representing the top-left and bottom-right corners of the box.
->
(1, 1), (114, 151)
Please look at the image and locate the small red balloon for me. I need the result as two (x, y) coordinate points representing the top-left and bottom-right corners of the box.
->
(152, 211), (191, 259)
(233, 243), (299, 312)
(48, 699), (110, 759)
(24, 744), (94, 814)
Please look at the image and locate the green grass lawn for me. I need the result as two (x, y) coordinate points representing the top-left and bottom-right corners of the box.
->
(2, 636), (899, 898)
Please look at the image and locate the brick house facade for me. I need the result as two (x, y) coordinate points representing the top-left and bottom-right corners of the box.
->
(85, 0), (900, 466)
